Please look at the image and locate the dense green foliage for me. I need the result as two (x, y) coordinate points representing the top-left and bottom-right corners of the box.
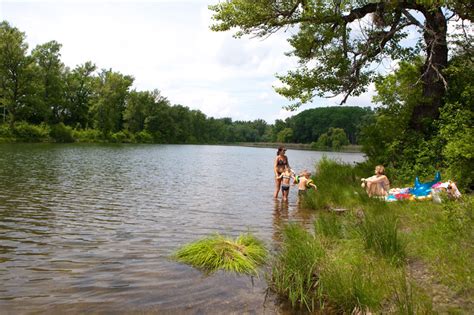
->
(210, 1), (473, 190)
(360, 49), (474, 190)
(210, 1), (470, 126)
(277, 106), (372, 145)
(173, 233), (267, 275)
(271, 159), (472, 313)
(0, 21), (370, 146)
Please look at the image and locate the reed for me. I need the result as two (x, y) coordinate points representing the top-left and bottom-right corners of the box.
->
(173, 233), (267, 275)
(319, 262), (385, 313)
(314, 211), (346, 240)
(270, 223), (325, 311)
(393, 271), (433, 315)
(358, 210), (406, 265)
(303, 156), (371, 210)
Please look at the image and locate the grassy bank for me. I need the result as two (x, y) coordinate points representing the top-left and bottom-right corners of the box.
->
(270, 158), (473, 313)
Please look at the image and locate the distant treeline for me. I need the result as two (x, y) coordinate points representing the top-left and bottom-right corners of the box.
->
(0, 21), (372, 145)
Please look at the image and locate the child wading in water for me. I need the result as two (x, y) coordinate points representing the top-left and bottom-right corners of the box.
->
(297, 170), (317, 197)
(277, 166), (294, 202)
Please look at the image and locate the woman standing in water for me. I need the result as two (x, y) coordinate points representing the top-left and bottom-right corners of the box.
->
(274, 146), (290, 198)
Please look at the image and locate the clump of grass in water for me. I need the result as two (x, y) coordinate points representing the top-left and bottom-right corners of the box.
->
(173, 233), (267, 275)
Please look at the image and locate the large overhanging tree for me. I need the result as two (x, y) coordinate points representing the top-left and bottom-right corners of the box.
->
(209, 0), (473, 133)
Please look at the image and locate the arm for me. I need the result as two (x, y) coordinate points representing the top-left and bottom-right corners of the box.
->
(274, 157), (279, 177)
(366, 175), (388, 184)
(307, 180), (317, 191)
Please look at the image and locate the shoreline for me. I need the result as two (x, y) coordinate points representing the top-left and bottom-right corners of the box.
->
(235, 142), (363, 153)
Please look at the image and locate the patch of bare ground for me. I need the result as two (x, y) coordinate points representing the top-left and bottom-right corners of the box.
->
(407, 258), (473, 313)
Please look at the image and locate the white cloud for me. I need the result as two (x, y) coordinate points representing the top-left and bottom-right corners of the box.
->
(2, 0), (377, 124)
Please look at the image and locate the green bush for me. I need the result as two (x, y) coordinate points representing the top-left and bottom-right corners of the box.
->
(0, 123), (13, 141)
(110, 130), (133, 143)
(72, 129), (102, 142)
(12, 121), (49, 141)
(50, 123), (75, 143)
(135, 130), (153, 143)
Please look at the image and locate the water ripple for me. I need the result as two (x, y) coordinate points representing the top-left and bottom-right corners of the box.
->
(0, 143), (364, 313)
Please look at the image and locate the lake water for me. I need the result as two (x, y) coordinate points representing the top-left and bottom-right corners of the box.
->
(0, 144), (365, 314)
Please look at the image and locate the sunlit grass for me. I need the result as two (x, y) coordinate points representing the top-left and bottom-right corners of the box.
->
(270, 223), (325, 311)
(173, 233), (267, 275)
(358, 208), (407, 266)
(271, 158), (473, 313)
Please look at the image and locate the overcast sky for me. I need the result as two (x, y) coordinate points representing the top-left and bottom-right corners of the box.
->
(1, 0), (377, 123)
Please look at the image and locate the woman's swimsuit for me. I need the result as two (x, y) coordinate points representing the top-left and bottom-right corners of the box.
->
(276, 157), (288, 176)
(277, 158), (287, 166)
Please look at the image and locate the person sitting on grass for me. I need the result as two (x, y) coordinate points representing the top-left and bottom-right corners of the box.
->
(361, 165), (390, 197)
(297, 170), (317, 196)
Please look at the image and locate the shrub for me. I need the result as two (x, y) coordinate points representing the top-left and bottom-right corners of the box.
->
(50, 123), (75, 143)
(72, 129), (102, 142)
(12, 121), (49, 141)
(135, 130), (153, 143)
(110, 130), (134, 143)
(0, 123), (13, 141)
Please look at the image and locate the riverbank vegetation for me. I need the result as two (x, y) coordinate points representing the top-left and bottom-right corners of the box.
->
(209, 1), (472, 312)
(271, 159), (473, 313)
(0, 21), (370, 148)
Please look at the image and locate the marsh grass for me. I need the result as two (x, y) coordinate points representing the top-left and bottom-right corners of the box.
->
(393, 271), (433, 315)
(303, 157), (372, 210)
(273, 158), (473, 312)
(173, 233), (267, 275)
(359, 209), (406, 265)
(271, 224), (325, 311)
(319, 261), (385, 313)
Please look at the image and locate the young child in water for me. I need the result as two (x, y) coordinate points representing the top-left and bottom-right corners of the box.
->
(297, 170), (317, 196)
(277, 166), (294, 202)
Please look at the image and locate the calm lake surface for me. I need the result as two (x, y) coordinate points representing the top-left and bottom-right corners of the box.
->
(0, 144), (365, 314)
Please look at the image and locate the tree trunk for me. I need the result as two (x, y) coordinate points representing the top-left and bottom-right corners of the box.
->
(409, 8), (448, 133)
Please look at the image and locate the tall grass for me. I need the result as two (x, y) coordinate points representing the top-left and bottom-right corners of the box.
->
(303, 156), (371, 210)
(273, 158), (473, 313)
(319, 262), (385, 313)
(270, 223), (325, 311)
(314, 212), (346, 240)
(173, 233), (267, 275)
(358, 209), (406, 265)
(393, 271), (433, 315)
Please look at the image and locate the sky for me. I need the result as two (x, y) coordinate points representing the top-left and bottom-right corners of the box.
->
(2, 0), (378, 123)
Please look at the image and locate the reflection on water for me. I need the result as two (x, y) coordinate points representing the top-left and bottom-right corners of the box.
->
(0, 143), (364, 313)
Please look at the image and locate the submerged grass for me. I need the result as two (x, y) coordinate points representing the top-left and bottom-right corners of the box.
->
(173, 233), (267, 275)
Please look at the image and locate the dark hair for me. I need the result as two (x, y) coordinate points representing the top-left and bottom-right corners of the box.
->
(277, 146), (286, 156)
